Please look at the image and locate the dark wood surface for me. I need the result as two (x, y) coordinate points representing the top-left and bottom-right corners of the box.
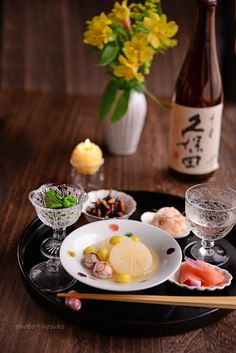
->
(0, 0), (193, 96)
(0, 91), (236, 353)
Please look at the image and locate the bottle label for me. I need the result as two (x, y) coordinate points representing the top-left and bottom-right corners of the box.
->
(169, 103), (223, 175)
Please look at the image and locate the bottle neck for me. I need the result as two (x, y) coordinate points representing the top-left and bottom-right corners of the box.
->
(174, 0), (222, 106)
(192, 0), (217, 52)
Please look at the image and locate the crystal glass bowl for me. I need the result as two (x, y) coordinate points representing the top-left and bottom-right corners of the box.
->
(28, 183), (88, 292)
(29, 183), (87, 228)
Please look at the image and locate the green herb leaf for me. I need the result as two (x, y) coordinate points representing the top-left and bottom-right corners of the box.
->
(45, 190), (63, 209)
(99, 80), (118, 122)
(45, 200), (62, 209)
(55, 192), (63, 201)
(44, 189), (77, 209)
(110, 89), (130, 123)
(99, 44), (119, 66)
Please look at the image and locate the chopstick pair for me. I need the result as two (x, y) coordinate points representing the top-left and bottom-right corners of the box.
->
(57, 292), (236, 310)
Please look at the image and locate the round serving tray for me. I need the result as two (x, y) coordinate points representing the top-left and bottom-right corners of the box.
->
(17, 191), (236, 337)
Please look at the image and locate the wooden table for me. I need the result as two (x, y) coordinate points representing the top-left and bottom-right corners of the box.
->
(0, 91), (235, 353)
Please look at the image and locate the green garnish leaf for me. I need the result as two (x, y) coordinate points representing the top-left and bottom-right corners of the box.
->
(45, 189), (77, 209)
(45, 190), (63, 209)
(63, 196), (77, 208)
(45, 200), (62, 209)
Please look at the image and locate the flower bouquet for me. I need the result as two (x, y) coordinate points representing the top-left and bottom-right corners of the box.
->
(83, 0), (178, 123)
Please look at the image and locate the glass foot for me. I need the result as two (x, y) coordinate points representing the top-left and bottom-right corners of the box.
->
(184, 241), (229, 266)
(29, 261), (76, 292)
(40, 237), (62, 259)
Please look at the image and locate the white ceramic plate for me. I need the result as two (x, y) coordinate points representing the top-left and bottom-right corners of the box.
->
(60, 219), (182, 292)
(82, 189), (137, 223)
(169, 262), (233, 291)
(140, 210), (190, 239)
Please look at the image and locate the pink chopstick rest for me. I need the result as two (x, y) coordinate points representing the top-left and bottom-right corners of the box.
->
(65, 290), (82, 311)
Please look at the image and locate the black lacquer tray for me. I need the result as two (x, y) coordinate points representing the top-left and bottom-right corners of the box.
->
(17, 191), (236, 337)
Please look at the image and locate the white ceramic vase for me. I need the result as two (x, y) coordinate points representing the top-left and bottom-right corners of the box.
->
(104, 90), (147, 155)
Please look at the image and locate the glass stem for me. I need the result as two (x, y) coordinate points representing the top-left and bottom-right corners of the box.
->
(200, 239), (215, 256)
(52, 227), (66, 241)
(46, 258), (61, 272)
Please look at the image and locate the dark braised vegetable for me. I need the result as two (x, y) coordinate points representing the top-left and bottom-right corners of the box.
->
(86, 192), (125, 218)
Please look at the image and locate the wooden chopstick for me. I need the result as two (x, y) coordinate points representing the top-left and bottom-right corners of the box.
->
(57, 292), (236, 310)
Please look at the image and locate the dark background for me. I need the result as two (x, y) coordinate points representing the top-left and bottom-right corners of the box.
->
(0, 0), (235, 101)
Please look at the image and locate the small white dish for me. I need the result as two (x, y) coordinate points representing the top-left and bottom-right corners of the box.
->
(60, 219), (182, 292)
(82, 189), (137, 223)
(169, 262), (233, 291)
(140, 210), (190, 239)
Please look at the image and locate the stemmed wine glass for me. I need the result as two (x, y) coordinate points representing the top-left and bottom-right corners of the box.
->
(29, 183), (87, 292)
(184, 184), (236, 266)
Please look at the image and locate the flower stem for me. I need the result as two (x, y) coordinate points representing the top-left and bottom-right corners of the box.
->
(143, 87), (171, 108)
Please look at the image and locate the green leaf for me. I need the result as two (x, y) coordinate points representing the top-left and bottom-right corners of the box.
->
(99, 44), (119, 66)
(99, 80), (118, 122)
(110, 90), (130, 123)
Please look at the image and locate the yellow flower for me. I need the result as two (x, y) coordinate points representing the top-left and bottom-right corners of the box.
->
(83, 13), (113, 49)
(145, 0), (160, 12)
(123, 34), (154, 65)
(143, 13), (178, 49)
(110, 0), (131, 29)
(113, 34), (154, 82)
(113, 55), (144, 82)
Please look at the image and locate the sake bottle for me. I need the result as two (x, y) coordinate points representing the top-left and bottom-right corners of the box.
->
(169, 0), (223, 182)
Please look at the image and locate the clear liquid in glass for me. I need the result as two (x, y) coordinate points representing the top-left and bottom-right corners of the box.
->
(187, 201), (235, 240)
